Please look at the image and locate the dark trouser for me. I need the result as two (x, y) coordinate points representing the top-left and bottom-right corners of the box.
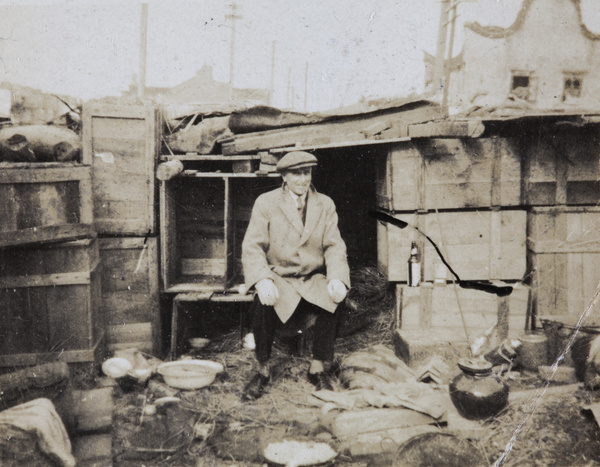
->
(251, 296), (339, 364)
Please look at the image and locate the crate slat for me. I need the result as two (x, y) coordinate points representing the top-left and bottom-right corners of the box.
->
(83, 103), (160, 235)
(0, 166), (93, 247)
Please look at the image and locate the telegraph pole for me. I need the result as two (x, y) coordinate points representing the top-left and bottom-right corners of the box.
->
(304, 62), (308, 111)
(138, 3), (148, 99)
(227, 3), (241, 102)
(442, 0), (458, 110)
(270, 41), (276, 106)
(434, 0), (450, 94)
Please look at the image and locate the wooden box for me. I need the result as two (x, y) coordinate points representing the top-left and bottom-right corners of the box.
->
(377, 209), (527, 282)
(99, 236), (160, 353)
(376, 138), (522, 211)
(398, 283), (529, 339)
(0, 238), (103, 366)
(523, 128), (600, 206)
(160, 172), (281, 292)
(528, 206), (600, 325)
(0, 164), (94, 247)
(82, 103), (161, 235)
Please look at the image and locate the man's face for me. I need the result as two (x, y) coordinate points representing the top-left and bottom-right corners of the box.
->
(283, 167), (312, 196)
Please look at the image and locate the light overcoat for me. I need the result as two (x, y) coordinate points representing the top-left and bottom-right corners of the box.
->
(242, 185), (351, 323)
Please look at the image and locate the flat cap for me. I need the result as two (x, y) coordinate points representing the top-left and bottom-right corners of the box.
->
(276, 151), (318, 172)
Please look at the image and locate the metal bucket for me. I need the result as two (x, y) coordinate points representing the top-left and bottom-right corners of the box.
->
(516, 332), (550, 371)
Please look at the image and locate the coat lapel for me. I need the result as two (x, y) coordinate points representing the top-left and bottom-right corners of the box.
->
(279, 187), (304, 234)
(300, 188), (323, 244)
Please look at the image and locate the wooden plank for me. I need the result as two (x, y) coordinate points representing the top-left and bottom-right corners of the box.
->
(0, 271), (91, 288)
(408, 119), (485, 138)
(524, 129), (600, 206)
(528, 207), (600, 325)
(223, 104), (442, 155)
(0, 334), (103, 366)
(161, 154), (262, 162)
(0, 223), (95, 248)
(379, 138), (521, 211)
(181, 258), (226, 276)
(84, 103), (159, 235)
(268, 136), (411, 153)
(0, 166), (90, 184)
(99, 236), (159, 322)
(399, 283), (529, 339)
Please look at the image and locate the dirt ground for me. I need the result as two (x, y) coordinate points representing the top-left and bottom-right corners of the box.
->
(107, 272), (600, 467)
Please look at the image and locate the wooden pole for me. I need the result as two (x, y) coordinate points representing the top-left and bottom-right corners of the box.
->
(287, 67), (291, 108)
(434, 0), (449, 94)
(304, 62), (309, 111)
(270, 41), (276, 106)
(138, 3), (148, 99)
(442, 1), (458, 110)
(227, 3), (242, 102)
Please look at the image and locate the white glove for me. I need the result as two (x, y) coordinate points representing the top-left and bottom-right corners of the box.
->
(255, 279), (279, 306)
(328, 279), (347, 304)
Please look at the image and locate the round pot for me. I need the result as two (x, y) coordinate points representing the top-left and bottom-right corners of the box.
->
(157, 360), (223, 390)
(449, 357), (509, 420)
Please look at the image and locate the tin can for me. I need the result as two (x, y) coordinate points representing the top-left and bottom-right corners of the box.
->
(516, 332), (550, 371)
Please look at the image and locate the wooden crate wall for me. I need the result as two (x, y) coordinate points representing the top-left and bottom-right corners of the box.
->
(0, 238), (103, 366)
(0, 165), (93, 247)
(523, 128), (600, 206)
(83, 103), (161, 235)
(377, 209), (527, 282)
(376, 138), (522, 211)
(99, 237), (160, 353)
(398, 283), (529, 339)
(528, 206), (600, 325)
(160, 174), (280, 292)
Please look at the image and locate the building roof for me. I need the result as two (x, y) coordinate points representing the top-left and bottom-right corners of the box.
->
(465, 0), (600, 40)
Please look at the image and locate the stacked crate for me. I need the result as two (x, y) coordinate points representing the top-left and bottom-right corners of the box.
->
(522, 128), (600, 328)
(376, 137), (529, 346)
(0, 153), (102, 367)
(82, 103), (161, 353)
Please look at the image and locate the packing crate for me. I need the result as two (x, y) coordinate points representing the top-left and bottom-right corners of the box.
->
(376, 138), (522, 211)
(528, 206), (600, 326)
(377, 209), (527, 282)
(99, 236), (160, 353)
(397, 283), (530, 340)
(0, 237), (103, 366)
(0, 164), (94, 247)
(160, 172), (281, 292)
(82, 103), (161, 235)
(523, 127), (600, 206)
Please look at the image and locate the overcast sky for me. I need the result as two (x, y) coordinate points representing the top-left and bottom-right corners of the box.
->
(0, 0), (598, 111)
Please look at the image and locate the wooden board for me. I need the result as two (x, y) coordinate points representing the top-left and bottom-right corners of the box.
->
(398, 283), (530, 339)
(377, 209), (527, 282)
(106, 322), (153, 353)
(523, 128), (600, 205)
(528, 206), (600, 325)
(82, 103), (160, 235)
(99, 236), (160, 353)
(221, 103), (443, 154)
(0, 239), (104, 365)
(376, 138), (522, 211)
(0, 165), (93, 247)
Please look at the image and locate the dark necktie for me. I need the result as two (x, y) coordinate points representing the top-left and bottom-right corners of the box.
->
(297, 197), (306, 225)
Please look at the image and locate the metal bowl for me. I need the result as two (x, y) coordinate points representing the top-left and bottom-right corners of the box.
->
(157, 360), (223, 390)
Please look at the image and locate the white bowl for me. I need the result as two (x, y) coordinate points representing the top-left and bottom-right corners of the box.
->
(102, 357), (133, 379)
(157, 360), (224, 390)
(188, 337), (211, 349)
